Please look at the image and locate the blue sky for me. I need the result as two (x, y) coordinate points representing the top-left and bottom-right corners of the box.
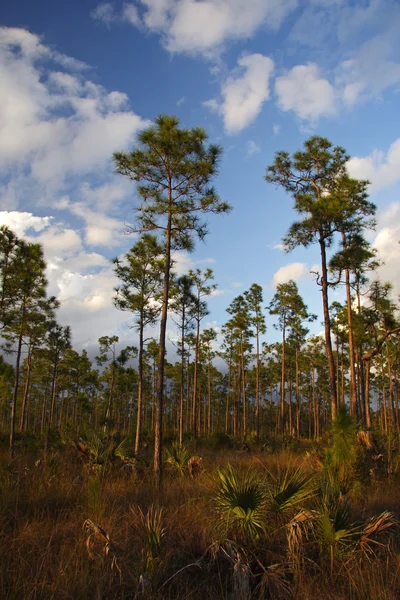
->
(1, 0), (400, 356)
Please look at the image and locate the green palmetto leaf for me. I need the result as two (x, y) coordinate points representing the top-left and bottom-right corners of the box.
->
(165, 443), (190, 476)
(215, 465), (266, 543)
(266, 463), (316, 519)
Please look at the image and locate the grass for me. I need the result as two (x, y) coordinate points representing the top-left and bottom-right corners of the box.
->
(0, 443), (399, 599)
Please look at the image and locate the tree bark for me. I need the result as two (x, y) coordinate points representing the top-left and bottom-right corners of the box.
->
(319, 237), (337, 421)
(154, 207), (172, 490)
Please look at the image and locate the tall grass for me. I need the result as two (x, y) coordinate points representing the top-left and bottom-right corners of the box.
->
(0, 443), (399, 599)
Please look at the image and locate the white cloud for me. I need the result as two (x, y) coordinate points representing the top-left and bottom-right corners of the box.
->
(273, 124), (280, 135)
(122, 3), (141, 25)
(247, 140), (261, 156)
(371, 203), (400, 297)
(0, 26), (148, 195)
(272, 243), (284, 251)
(272, 262), (307, 287)
(133, 0), (297, 56)
(336, 36), (400, 106)
(347, 138), (400, 192)
(91, 2), (117, 24)
(275, 63), (336, 121)
(0, 209), (131, 348)
(33, 227), (83, 258)
(69, 203), (125, 247)
(0, 211), (52, 236)
(207, 53), (274, 134)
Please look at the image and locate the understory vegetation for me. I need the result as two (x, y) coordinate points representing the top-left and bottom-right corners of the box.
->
(1, 416), (400, 600)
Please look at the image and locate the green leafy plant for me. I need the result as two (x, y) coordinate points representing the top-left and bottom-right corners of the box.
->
(131, 504), (166, 570)
(215, 465), (265, 543)
(165, 442), (190, 477)
(265, 463), (316, 521)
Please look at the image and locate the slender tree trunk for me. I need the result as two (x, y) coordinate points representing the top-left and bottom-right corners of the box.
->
(135, 322), (144, 455)
(10, 318), (24, 456)
(207, 359), (212, 435)
(225, 362), (231, 435)
(154, 210), (172, 489)
(364, 359), (372, 429)
(289, 376), (293, 437)
(192, 317), (200, 439)
(343, 252), (357, 419)
(49, 363), (58, 428)
(20, 345), (32, 432)
(179, 314), (185, 447)
(381, 361), (388, 435)
(386, 345), (397, 433)
(104, 363), (115, 430)
(255, 326), (260, 441)
(281, 318), (286, 438)
(241, 338), (247, 440)
(295, 347), (300, 440)
(312, 367), (317, 441)
(319, 237), (337, 421)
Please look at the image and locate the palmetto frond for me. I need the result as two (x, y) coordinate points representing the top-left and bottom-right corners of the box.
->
(266, 463), (316, 519)
(165, 442), (190, 476)
(215, 465), (266, 543)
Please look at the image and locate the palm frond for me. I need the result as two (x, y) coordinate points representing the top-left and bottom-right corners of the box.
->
(266, 463), (316, 519)
(215, 465), (266, 543)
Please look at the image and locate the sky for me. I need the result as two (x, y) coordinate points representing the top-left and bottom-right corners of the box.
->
(1, 0), (400, 358)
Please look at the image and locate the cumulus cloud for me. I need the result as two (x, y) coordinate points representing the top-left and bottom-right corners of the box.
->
(370, 202), (400, 297)
(0, 26), (153, 348)
(347, 138), (400, 192)
(272, 262), (307, 287)
(336, 36), (400, 106)
(91, 2), (117, 25)
(0, 26), (148, 196)
(275, 63), (336, 122)
(0, 211), (52, 236)
(127, 0), (298, 56)
(206, 53), (274, 134)
(0, 209), (131, 348)
(91, 2), (141, 26)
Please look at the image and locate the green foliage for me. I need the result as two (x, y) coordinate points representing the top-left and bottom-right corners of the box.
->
(265, 463), (316, 520)
(203, 431), (234, 450)
(322, 405), (358, 494)
(165, 442), (190, 476)
(215, 465), (265, 543)
(131, 504), (166, 570)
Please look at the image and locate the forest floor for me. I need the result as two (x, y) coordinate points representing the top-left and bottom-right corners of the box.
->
(1, 437), (400, 599)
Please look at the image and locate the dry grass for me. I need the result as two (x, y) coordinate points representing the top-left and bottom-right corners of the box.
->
(0, 445), (399, 599)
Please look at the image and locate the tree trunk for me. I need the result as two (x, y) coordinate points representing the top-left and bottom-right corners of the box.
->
(49, 363), (58, 428)
(154, 210), (172, 490)
(319, 237), (337, 421)
(20, 344), (32, 432)
(295, 348), (300, 440)
(241, 337), (247, 440)
(344, 262), (358, 419)
(135, 321), (144, 455)
(281, 318), (286, 438)
(179, 311), (185, 447)
(255, 325), (260, 441)
(10, 318), (24, 457)
(192, 316), (200, 439)
(364, 359), (372, 429)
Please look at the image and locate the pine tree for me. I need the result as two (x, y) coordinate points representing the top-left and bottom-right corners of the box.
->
(114, 115), (231, 487)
